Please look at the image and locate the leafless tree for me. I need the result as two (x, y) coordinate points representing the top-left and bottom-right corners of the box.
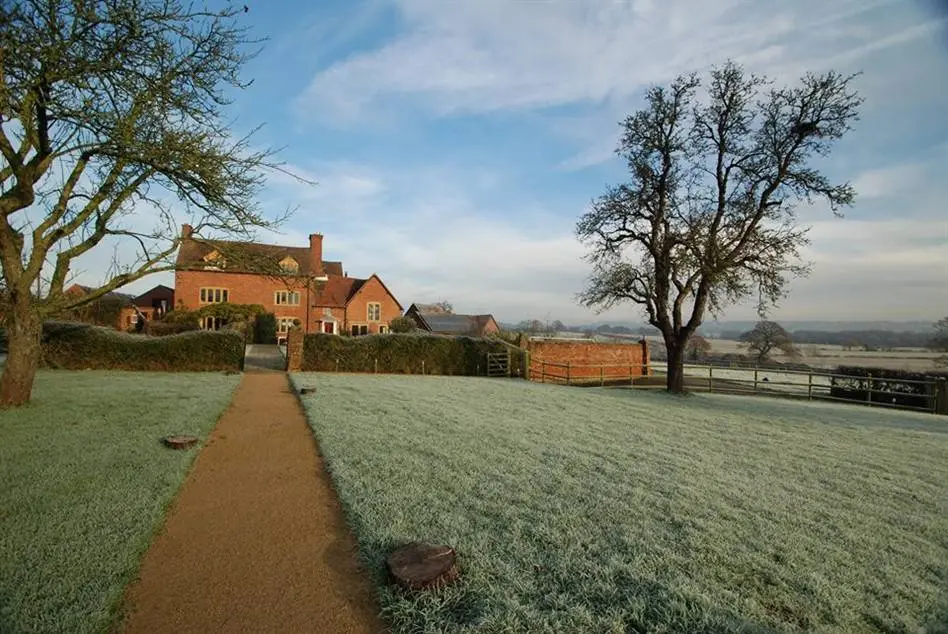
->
(577, 61), (861, 392)
(0, 0), (291, 406)
(684, 334), (712, 362)
(739, 320), (798, 363)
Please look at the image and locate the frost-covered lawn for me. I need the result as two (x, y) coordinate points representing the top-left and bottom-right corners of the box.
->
(292, 373), (948, 633)
(0, 370), (239, 634)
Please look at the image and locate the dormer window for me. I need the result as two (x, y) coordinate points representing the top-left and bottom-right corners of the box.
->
(279, 256), (299, 274)
(202, 250), (226, 269)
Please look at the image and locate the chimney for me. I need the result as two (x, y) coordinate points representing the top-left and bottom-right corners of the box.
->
(309, 233), (324, 275)
(181, 224), (193, 239)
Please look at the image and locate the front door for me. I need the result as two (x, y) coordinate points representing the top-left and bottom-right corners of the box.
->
(323, 321), (335, 334)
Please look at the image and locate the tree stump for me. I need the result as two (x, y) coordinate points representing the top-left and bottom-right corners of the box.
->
(386, 542), (459, 591)
(299, 387), (314, 395)
(162, 435), (199, 450)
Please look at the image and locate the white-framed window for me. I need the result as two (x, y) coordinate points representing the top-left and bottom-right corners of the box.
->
(378, 325), (389, 334)
(201, 316), (225, 330)
(277, 317), (297, 333)
(200, 287), (229, 304)
(274, 290), (301, 306)
(367, 302), (381, 321)
(351, 324), (368, 336)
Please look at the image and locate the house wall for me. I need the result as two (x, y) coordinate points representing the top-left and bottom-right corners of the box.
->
(526, 338), (650, 382)
(482, 317), (500, 336)
(175, 270), (317, 331)
(339, 276), (402, 335)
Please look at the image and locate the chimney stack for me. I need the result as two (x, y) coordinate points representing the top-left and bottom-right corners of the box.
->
(309, 233), (324, 275)
(181, 224), (193, 239)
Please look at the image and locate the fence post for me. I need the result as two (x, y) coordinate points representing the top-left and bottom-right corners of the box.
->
(567, 361), (571, 386)
(600, 365), (604, 387)
(422, 360), (425, 375)
(867, 373), (873, 407)
(934, 378), (948, 415)
(375, 358), (378, 374)
(708, 365), (713, 393)
(630, 363), (634, 386)
(335, 358), (339, 373)
(808, 372), (813, 400)
(541, 360), (546, 383)
(754, 367), (758, 393)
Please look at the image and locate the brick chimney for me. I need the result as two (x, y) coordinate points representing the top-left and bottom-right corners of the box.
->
(309, 233), (324, 275)
(181, 223), (193, 239)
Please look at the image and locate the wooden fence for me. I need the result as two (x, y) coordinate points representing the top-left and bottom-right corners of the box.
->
(534, 359), (947, 415)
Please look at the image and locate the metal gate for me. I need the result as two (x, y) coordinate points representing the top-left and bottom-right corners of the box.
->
(486, 352), (511, 377)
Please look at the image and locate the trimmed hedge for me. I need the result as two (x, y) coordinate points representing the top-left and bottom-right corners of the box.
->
(143, 320), (199, 337)
(301, 332), (509, 375)
(254, 312), (277, 344)
(41, 321), (245, 371)
(830, 365), (948, 410)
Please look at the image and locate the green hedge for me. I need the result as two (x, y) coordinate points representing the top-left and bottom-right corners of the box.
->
(41, 321), (245, 371)
(143, 320), (199, 337)
(254, 313), (277, 344)
(301, 332), (509, 375)
(830, 365), (948, 410)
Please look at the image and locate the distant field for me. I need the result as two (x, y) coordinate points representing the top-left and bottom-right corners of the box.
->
(293, 373), (948, 633)
(646, 337), (944, 371)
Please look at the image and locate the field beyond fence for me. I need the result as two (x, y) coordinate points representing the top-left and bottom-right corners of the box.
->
(534, 359), (947, 415)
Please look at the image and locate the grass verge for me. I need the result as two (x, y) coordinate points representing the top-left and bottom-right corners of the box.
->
(0, 370), (240, 634)
(291, 373), (948, 633)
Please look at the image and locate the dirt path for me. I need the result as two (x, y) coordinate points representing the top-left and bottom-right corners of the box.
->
(120, 372), (385, 634)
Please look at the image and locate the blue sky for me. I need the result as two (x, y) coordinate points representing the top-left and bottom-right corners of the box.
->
(85, 0), (948, 324)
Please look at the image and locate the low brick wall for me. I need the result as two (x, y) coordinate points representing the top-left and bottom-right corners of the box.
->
(526, 338), (650, 383)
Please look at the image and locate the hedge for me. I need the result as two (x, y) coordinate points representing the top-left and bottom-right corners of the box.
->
(301, 332), (510, 375)
(143, 320), (199, 337)
(41, 321), (245, 371)
(829, 365), (948, 410)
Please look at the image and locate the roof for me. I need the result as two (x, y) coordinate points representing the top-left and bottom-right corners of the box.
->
(65, 284), (136, 303)
(175, 237), (339, 277)
(131, 284), (175, 307)
(314, 277), (366, 307)
(408, 303), (451, 315)
(416, 313), (496, 336)
(313, 274), (403, 310)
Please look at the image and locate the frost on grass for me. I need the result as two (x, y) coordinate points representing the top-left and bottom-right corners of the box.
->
(292, 373), (948, 634)
(0, 371), (240, 634)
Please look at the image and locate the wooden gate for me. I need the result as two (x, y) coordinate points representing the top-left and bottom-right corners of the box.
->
(487, 352), (511, 378)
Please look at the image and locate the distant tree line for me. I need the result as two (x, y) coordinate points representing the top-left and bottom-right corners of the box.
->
(718, 329), (933, 350)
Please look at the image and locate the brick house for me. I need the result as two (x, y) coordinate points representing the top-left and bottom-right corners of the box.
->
(404, 303), (500, 337)
(174, 225), (402, 339)
(63, 283), (173, 330)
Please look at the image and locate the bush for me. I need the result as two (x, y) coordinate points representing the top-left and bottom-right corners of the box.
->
(41, 321), (244, 371)
(388, 316), (417, 333)
(253, 313), (277, 343)
(143, 320), (199, 337)
(829, 365), (948, 410)
(301, 332), (508, 375)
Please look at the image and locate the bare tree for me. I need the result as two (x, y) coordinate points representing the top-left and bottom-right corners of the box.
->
(433, 301), (454, 314)
(928, 317), (948, 352)
(577, 61), (861, 392)
(0, 1), (286, 406)
(739, 320), (797, 363)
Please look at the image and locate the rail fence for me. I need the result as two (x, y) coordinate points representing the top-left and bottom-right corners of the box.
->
(533, 359), (947, 415)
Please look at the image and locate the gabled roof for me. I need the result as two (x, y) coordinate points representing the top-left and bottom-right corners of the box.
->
(65, 284), (136, 303)
(176, 237), (341, 277)
(414, 312), (498, 336)
(407, 302), (450, 315)
(313, 274), (403, 311)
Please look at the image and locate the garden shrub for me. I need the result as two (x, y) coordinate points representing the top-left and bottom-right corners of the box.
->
(143, 320), (199, 337)
(41, 321), (244, 371)
(254, 312), (277, 344)
(301, 332), (509, 375)
(830, 365), (948, 409)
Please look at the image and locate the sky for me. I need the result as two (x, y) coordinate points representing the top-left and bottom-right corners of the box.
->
(73, 0), (948, 325)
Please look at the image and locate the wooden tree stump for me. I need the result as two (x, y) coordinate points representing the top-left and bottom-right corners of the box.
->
(387, 542), (459, 591)
(162, 435), (199, 450)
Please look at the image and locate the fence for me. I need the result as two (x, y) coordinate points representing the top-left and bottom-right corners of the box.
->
(525, 338), (649, 383)
(535, 359), (947, 415)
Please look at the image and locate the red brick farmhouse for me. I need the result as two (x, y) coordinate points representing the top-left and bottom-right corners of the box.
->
(174, 225), (402, 340)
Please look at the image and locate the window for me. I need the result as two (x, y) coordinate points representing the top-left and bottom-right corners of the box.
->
(200, 287), (228, 304)
(378, 325), (389, 334)
(351, 324), (368, 336)
(274, 290), (300, 306)
(277, 317), (297, 333)
(367, 302), (381, 321)
(200, 316), (226, 330)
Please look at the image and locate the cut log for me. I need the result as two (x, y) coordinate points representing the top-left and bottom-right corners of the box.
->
(162, 435), (199, 450)
(386, 542), (459, 591)
(299, 387), (314, 395)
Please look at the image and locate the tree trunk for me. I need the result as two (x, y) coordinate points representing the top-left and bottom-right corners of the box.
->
(0, 308), (43, 408)
(665, 340), (686, 393)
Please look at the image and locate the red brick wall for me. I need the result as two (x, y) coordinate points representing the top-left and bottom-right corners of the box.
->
(526, 339), (650, 382)
(175, 270), (315, 330)
(342, 276), (402, 335)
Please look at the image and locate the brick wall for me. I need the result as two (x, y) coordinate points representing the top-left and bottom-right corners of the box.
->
(286, 327), (304, 372)
(526, 338), (650, 383)
(343, 276), (402, 335)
